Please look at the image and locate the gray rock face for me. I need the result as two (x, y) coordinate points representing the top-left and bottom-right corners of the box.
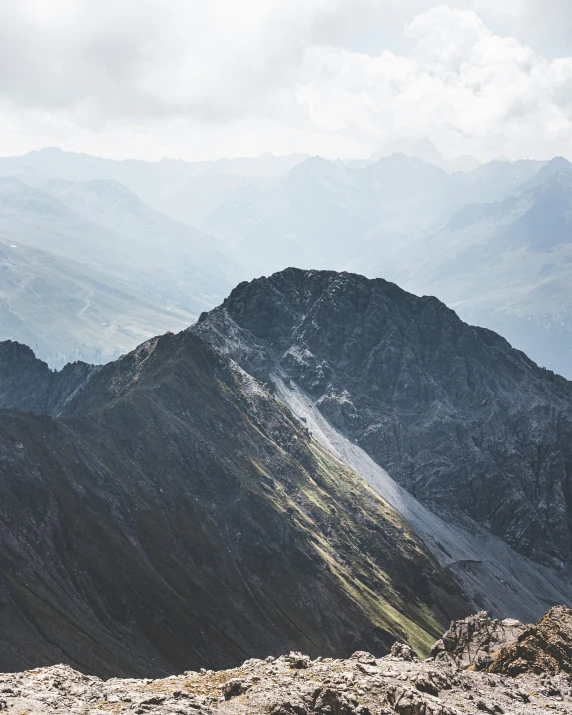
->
(0, 340), (97, 414)
(391, 643), (418, 662)
(431, 612), (527, 670)
(193, 268), (572, 569)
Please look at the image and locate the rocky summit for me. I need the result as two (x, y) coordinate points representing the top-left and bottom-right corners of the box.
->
(431, 612), (528, 671)
(193, 268), (572, 570)
(2, 608), (572, 715)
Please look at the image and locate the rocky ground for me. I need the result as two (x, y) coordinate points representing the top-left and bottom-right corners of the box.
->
(0, 644), (569, 715)
(2, 609), (572, 715)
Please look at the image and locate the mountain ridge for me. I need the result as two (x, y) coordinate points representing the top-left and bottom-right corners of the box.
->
(0, 325), (469, 677)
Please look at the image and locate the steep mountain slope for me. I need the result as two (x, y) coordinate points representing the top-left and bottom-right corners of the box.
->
(0, 238), (194, 367)
(193, 269), (572, 572)
(0, 176), (235, 312)
(355, 158), (572, 377)
(0, 332), (468, 677)
(269, 375), (572, 625)
(0, 175), (241, 365)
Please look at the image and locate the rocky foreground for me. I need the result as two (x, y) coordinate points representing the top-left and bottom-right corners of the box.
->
(2, 608), (572, 715)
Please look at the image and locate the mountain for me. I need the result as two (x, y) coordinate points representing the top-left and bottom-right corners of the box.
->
(200, 154), (456, 277)
(446, 154), (481, 173)
(0, 176), (236, 310)
(200, 154), (548, 280)
(3, 267), (572, 678)
(2, 147), (569, 377)
(193, 269), (572, 577)
(458, 158), (546, 201)
(371, 138), (447, 167)
(0, 175), (239, 364)
(0, 148), (543, 277)
(0, 147), (307, 222)
(41, 176), (238, 299)
(0, 329), (469, 677)
(370, 138), (479, 174)
(358, 157), (572, 377)
(0, 237), (194, 367)
(0, 147), (307, 183)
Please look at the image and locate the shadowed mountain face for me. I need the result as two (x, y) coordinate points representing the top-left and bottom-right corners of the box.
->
(0, 331), (468, 678)
(0, 340), (96, 414)
(193, 268), (572, 570)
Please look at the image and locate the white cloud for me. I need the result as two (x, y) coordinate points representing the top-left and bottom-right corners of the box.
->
(472, 0), (572, 57)
(0, 0), (328, 120)
(0, 0), (571, 161)
(293, 6), (572, 160)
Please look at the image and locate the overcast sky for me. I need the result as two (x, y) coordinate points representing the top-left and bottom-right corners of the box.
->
(0, 0), (571, 162)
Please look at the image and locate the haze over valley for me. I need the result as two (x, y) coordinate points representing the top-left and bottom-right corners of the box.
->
(1, 146), (572, 376)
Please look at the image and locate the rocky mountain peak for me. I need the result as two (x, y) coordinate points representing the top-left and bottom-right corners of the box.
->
(0, 339), (95, 415)
(194, 268), (572, 569)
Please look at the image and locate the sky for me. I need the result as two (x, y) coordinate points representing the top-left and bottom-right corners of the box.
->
(0, 0), (571, 162)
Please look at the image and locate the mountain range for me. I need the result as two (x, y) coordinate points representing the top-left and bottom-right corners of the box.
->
(0, 173), (239, 365)
(0, 235), (193, 367)
(1, 268), (571, 678)
(4, 146), (572, 379)
(353, 157), (572, 378)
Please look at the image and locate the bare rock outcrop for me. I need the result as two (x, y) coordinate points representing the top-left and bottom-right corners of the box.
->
(431, 611), (527, 669)
(2, 640), (572, 715)
(391, 643), (418, 662)
(488, 605), (572, 676)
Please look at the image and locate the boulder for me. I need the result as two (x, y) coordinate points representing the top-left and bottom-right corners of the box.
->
(391, 643), (418, 662)
(432, 612), (527, 669)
